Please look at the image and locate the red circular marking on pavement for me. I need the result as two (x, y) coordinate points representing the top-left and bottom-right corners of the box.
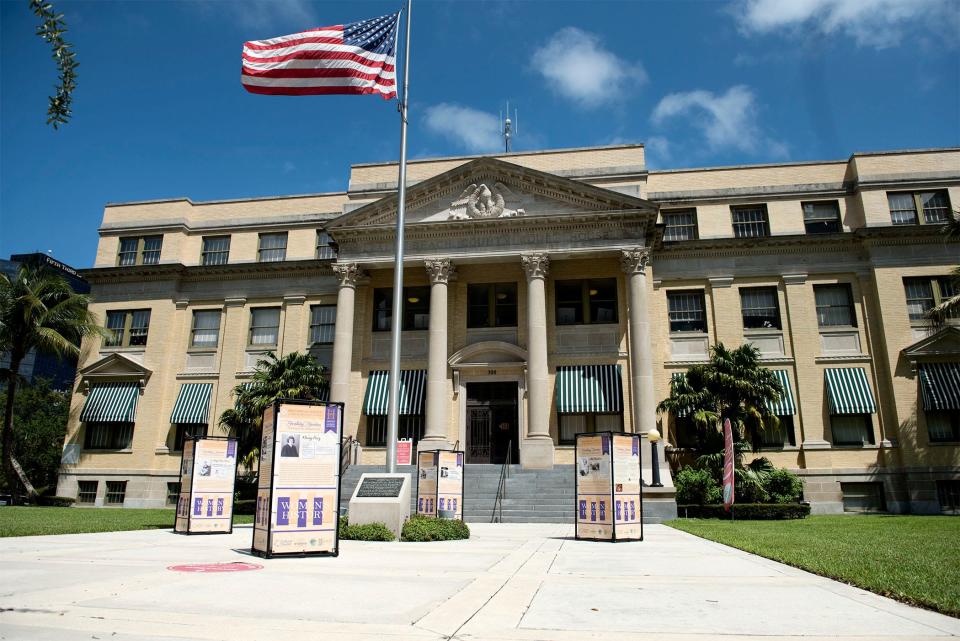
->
(167, 562), (263, 573)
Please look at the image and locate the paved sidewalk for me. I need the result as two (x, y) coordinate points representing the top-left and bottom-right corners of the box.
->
(0, 523), (957, 640)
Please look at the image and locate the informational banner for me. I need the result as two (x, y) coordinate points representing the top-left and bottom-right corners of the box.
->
(252, 399), (343, 558)
(416, 450), (464, 519)
(396, 438), (413, 466)
(575, 431), (643, 542)
(174, 436), (238, 535)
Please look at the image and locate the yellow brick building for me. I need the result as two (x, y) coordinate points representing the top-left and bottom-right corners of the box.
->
(58, 144), (960, 515)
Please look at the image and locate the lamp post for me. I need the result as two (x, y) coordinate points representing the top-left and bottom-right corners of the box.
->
(647, 429), (663, 487)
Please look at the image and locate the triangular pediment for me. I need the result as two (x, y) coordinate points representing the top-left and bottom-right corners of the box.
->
(78, 352), (152, 382)
(328, 157), (657, 230)
(903, 326), (960, 360)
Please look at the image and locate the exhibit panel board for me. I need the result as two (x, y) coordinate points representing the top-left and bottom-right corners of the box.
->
(416, 450), (464, 519)
(174, 436), (238, 535)
(575, 431), (643, 542)
(251, 399), (343, 558)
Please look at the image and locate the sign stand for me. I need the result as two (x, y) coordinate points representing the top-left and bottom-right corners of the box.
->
(415, 449), (465, 519)
(574, 431), (644, 542)
(174, 435), (238, 535)
(251, 399), (344, 558)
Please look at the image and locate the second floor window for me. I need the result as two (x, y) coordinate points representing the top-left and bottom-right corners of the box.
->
(258, 232), (288, 262)
(731, 205), (770, 238)
(662, 209), (698, 241)
(467, 283), (518, 328)
(315, 231), (336, 259)
(117, 236), (162, 266)
(667, 290), (706, 333)
(814, 284), (856, 327)
(201, 236), (230, 265)
(740, 287), (781, 330)
(802, 201), (842, 234)
(310, 305), (336, 344)
(373, 287), (430, 331)
(555, 278), (618, 325)
(904, 277), (957, 322)
(249, 307), (281, 346)
(104, 310), (151, 347)
(190, 310), (221, 348)
(888, 190), (951, 225)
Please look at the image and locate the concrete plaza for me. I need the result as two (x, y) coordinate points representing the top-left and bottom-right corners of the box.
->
(0, 523), (957, 641)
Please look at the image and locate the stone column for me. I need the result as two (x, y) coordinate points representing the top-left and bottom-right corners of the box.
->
(330, 263), (361, 405)
(622, 248), (655, 436)
(521, 253), (554, 469)
(421, 258), (454, 451)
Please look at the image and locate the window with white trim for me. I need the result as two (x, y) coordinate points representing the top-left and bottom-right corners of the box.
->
(104, 310), (151, 347)
(258, 232), (288, 262)
(309, 305), (336, 344)
(731, 205), (770, 238)
(249, 307), (281, 346)
(904, 277), (957, 322)
(663, 209), (698, 241)
(888, 190), (951, 225)
(117, 235), (162, 266)
(190, 310), (221, 348)
(667, 290), (707, 333)
(201, 236), (230, 265)
(814, 284), (856, 328)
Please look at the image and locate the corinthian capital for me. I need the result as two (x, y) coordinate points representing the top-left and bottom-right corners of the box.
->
(332, 263), (362, 288)
(424, 258), (455, 285)
(521, 253), (550, 280)
(620, 248), (651, 275)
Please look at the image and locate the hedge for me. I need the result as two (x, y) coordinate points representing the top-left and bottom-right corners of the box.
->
(401, 515), (470, 542)
(677, 503), (810, 520)
(336, 516), (395, 541)
(36, 495), (75, 507)
(233, 499), (255, 515)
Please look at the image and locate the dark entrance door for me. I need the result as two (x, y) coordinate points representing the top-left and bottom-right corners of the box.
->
(465, 382), (519, 464)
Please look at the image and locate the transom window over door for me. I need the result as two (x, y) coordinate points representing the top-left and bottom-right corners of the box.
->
(554, 278), (618, 325)
(731, 205), (770, 238)
(258, 232), (288, 262)
(667, 290), (707, 333)
(467, 283), (517, 328)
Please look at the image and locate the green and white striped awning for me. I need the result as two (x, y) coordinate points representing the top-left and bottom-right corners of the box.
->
(363, 370), (426, 416)
(80, 382), (139, 423)
(556, 365), (623, 413)
(767, 370), (797, 416)
(170, 383), (213, 424)
(919, 362), (960, 411)
(825, 368), (877, 415)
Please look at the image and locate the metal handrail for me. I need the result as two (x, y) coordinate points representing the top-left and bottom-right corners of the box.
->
(491, 440), (511, 523)
(340, 435), (356, 474)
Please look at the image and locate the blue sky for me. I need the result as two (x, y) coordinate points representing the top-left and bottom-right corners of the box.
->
(2, 0), (958, 269)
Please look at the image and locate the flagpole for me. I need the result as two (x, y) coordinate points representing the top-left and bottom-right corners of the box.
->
(386, 0), (412, 474)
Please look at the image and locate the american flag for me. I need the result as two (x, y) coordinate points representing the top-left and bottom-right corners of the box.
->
(242, 13), (399, 98)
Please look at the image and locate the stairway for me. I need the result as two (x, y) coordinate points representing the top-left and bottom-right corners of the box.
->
(339, 463), (674, 524)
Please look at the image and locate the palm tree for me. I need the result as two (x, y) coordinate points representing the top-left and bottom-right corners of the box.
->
(0, 264), (104, 500)
(219, 351), (329, 470)
(926, 208), (960, 327)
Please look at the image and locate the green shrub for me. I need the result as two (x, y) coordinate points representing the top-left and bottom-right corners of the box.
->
(675, 467), (721, 505)
(764, 468), (804, 504)
(336, 515), (395, 541)
(677, 503), (810, 520)
(401, 515), (470, 542)
(36, 495), (75, 507)
(233, 499), (255, 515)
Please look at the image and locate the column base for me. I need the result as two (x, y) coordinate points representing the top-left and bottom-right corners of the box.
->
(520, 438), (554, 470)
(417, 437), (452, 454)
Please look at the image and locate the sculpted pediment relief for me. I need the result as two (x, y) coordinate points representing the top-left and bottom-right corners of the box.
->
(903, 326), (960, 360)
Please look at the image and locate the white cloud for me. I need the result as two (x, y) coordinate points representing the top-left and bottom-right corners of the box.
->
(644, 136), (672, 165)
(732, 0), (958, 49)
(530, 28), (647, 108)
(651, 85), (787, 157)
(423, 104), (502, 153)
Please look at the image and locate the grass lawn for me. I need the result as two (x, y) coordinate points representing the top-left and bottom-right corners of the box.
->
(0, 506), (253, 537)
(667, 515), (960, 617)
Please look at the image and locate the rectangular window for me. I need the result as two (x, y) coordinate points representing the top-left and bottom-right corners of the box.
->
(937, 480), (960, 515)
(315, 231), (336, 259)
(310, 305), (336, 344)
(190, 310), (221, 348)
(814, 284), (856, 327)
(372, 287), (430, 331)
(201, 236), (231, 265)
(904, 276), (958, 322)
(927, 411), (960, 443)
(77, 480), (98, 504)
(667, 290), (707, 333)
(103, 310), (151, 348)
(731, 205), (770, 238)
(740, 287), (781, 330)
(117, 236), (163, 266)
(167, 482), (181, 506)
(173, 423), (207, 452)
(554, 279), (618, 326)
(105, 481), (127, 505)
(258, 232), (288, 262)
(841, 482), (886, 512)
(888, 190), (951, 225)
(467, 283), (518, 328)
(663, 209), (698, 241)
(757, 416), (796, 449)
(249, 307), (281, 346)
(559, 413), (622, 445)
(366, 415), (424, 446)
(831, 414), (874, 446)
(802, 201), (842, 234)
(84, 423), (134, 450)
